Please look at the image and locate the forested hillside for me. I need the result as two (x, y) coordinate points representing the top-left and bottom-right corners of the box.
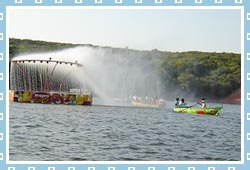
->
(9, 38), (241, 101)
(157, 51), (241, 98)
(10, 38), (88, 58)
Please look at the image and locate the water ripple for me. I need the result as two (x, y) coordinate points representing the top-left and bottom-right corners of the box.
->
(9, 102), (241, 161)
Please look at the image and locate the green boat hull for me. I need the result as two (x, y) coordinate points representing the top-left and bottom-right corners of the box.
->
(173, 105), (223, 116)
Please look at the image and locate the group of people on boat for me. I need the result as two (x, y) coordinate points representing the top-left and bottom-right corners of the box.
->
(175, 98), (187, 107)
(129, 95), (165, 105)
(175, 97), (206, 108)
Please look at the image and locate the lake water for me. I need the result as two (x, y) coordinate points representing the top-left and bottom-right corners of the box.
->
(9, 100), (241, 161)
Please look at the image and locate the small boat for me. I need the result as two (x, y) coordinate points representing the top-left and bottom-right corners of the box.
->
(131, 101), (160, 108)
(173, 105), (223, 116)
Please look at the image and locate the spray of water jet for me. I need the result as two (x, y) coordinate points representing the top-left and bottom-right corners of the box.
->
(10, 46), (166, 105)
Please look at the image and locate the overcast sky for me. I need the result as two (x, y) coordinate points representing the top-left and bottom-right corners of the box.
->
(8, 7), (241, 53)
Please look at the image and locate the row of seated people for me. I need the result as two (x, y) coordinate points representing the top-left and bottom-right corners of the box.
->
(175, 98), (206, 108)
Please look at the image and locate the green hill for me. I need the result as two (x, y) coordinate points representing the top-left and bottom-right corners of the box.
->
(9, 38), (241, 101)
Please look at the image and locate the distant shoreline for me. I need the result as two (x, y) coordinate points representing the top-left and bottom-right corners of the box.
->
(180, 88), (241, 105)
(219, 88), (241, 105)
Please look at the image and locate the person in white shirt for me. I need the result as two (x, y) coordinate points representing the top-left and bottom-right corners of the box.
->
(198, 98), (206, 108)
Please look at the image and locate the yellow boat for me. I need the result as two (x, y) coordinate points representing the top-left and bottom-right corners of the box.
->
(131, 101), (160, 108)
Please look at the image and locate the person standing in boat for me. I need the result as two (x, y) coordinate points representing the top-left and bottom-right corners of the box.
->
(198, 98), (206, 108)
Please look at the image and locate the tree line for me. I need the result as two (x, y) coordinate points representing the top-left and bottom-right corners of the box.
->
(9, 38), (241, 99)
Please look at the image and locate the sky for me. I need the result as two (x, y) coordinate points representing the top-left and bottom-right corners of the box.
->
(8, 8), (241, 53)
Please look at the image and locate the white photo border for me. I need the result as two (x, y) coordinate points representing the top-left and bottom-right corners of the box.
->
(0, 0), (249, 170)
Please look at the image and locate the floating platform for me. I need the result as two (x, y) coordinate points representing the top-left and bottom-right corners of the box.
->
(9, 89), (92, 105)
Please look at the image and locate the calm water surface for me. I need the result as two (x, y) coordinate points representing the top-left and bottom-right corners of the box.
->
(9, 101), (241, 161)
